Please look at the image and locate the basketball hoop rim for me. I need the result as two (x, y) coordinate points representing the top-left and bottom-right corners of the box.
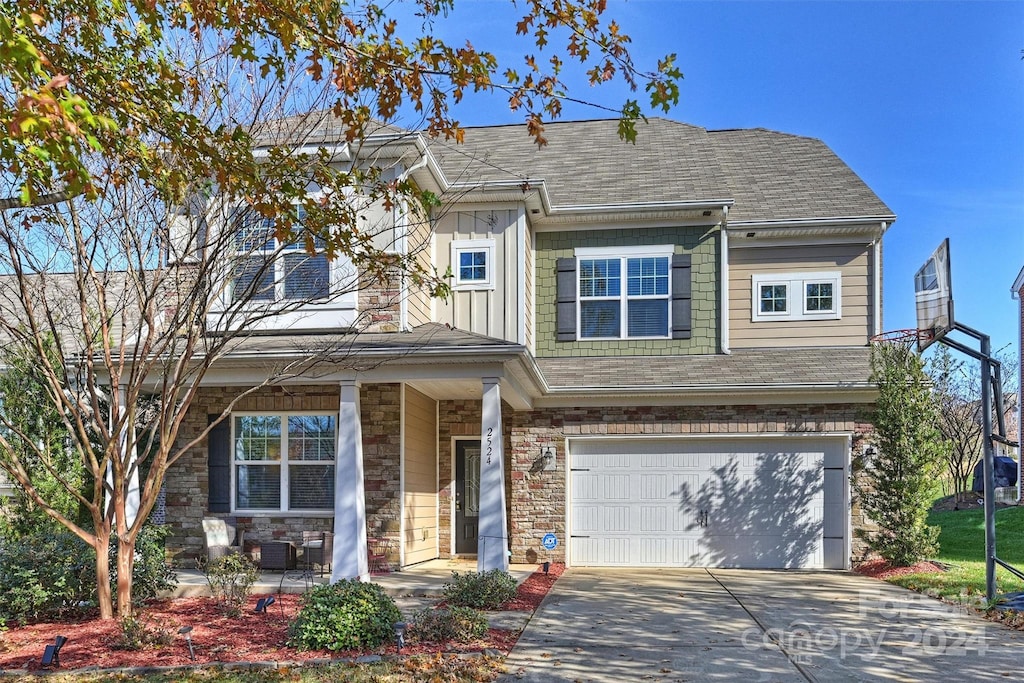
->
(869, 328), (933, 345)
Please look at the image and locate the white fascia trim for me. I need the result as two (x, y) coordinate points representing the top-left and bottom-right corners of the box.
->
(548, 199), (733, 216)
(728, 215), (897, 229)
(252, 143), (351, 161)
(541, 382), (874, 394)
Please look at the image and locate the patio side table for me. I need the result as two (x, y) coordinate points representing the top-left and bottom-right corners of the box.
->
(260, 541), (297, 570)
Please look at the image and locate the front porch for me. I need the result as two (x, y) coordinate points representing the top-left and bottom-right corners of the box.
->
(167, 558), (538, 598)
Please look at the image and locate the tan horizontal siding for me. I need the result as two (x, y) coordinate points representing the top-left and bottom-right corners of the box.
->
(403, 386), (438, 566)
(729, 244), (874, 348)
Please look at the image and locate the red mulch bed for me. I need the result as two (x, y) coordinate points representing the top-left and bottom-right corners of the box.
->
(502, 563), (565, 611)
(854, 558), (945, 580)
(0, 564), (564, 673)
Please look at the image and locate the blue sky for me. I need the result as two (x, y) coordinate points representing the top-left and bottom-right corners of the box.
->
(400, 0), (1024, 360)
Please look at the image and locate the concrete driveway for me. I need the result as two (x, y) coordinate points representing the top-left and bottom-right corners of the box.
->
(500, 568), (1024, 682)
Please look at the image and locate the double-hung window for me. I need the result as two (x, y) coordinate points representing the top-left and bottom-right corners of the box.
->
(232, 207), (330, 303)
(577, 247), (672, 339)
(751, 272), (842, 322)
(233, 413), (335, 512)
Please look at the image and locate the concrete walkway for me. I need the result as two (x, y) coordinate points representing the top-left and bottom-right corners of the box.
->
(501, 568), (1024, 682)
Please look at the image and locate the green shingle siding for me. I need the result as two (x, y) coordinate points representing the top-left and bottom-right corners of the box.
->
(535, 226), (719, 357)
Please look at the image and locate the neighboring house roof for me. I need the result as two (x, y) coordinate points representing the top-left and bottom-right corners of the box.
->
(1012, 264), (1024, 298)
(427, 118), (893, 223)
(536, 347), (873, 390)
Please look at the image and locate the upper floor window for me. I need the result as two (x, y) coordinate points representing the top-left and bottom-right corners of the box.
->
(751, 272), (842, 322)
(234, 413), (335, 512)
(576, 246), (673, 339)
(451, 239), (495, 290)
(232, 207), (329, 303)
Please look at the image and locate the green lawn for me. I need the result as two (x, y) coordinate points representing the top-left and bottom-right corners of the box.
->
(886, 505), (1024, 604)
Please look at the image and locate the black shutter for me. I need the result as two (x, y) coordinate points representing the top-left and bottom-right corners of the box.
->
(555, 257), (577, 341)
(671, 253), (692, 340)
(207, 415), (231, 513)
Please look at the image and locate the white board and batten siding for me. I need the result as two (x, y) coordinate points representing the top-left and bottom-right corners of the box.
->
(568, 437), (849, 569)
(403, 386), (438, 566)
(434, 208), (524, 343)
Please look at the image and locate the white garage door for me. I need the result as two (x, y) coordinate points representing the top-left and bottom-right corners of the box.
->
(569, 437), (847, 569)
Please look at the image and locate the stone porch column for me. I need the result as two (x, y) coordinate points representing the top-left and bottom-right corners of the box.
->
(332, 379), (369, 582)
(478, 377), (509, 572)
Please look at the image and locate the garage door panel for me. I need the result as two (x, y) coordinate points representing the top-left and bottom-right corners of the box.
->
(569, 438), (848, 570)
(639, 506), (668, 532)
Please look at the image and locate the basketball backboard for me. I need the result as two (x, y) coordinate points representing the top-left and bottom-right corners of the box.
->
(914, 238), (953, 352)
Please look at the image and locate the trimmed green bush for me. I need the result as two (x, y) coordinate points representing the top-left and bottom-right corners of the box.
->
(443, 569), (517, 610)
(199, 552), (260, 617)
(412, 606), (488, 643)
(288, 580), (402, 651)
(0, 527), (96, 624)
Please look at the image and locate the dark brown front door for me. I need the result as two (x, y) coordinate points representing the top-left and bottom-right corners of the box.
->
(454, 440), (480, 554)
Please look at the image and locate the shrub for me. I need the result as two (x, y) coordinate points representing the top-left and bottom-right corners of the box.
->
(110, 525), (178, 605)
(0, 527), (96, 624)
(112, 612), (174, 650)
(200, 553), (260, 617)
(412, 606), (488, 643)
(443, 569), (517, 610)
(288, 580), (402, 651)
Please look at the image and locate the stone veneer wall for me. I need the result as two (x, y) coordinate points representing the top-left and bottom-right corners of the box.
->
(165, 383), (402, 565)
(439, 401), (876, 565)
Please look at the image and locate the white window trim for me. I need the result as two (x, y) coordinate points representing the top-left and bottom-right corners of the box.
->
(451, 239), (496, 291)
(575, 245), (674, 340)
(231, 411), (336, 515)
(751, 271), (842, 322)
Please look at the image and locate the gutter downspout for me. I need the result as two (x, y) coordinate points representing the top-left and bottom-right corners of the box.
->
(720, 206), (731, 354)
(873, 224), (886, 337)
(1015, 282), (1022, 504)
(396, 156), (430, 331)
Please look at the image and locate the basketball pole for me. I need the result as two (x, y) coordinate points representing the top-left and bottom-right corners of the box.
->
(939, 322), (997, 602)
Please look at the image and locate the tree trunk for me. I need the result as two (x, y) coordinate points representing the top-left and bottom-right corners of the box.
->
(116, 534), (136, 618)
(94, 531), (114, 619)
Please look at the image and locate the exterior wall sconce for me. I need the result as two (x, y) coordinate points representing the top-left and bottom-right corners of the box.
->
(540, 446), (556, 471)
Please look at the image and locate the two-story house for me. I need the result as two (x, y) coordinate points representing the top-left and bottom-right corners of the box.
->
(164, 116), (895, 579)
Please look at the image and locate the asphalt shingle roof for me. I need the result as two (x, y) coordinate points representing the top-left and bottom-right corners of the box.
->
(536, 347), (872, 389)
(428, 118), (892, 223)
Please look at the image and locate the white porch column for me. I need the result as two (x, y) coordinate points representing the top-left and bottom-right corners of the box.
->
(477, 377), (509, 573)
(332, 379), (370, 582)
(106, 384), (140, 528)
